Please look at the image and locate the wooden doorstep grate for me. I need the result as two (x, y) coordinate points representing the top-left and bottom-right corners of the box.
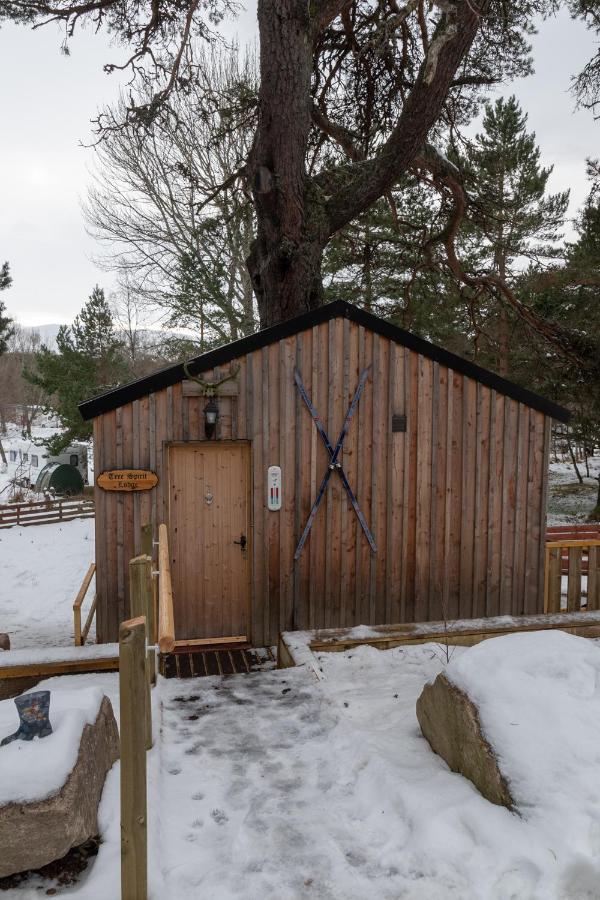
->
(159, 645), (276, 679)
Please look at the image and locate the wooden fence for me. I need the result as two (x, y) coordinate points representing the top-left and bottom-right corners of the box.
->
(0, 497), (94, 529)
(547, 525), (600, 574)
(544, 539), (600, 613)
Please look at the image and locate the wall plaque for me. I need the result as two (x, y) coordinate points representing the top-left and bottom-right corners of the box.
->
(97, 470), (158, 492)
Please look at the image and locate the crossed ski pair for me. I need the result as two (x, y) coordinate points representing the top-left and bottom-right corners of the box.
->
(293, 366), (377, 561)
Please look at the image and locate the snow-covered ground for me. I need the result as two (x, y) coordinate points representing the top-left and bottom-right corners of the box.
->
(7, 638), (600, 898)
(2, 446), (600, 896)
(0, 518), (95, 648)
(547, 454), (600, 524)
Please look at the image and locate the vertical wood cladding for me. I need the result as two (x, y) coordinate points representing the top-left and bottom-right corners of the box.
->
(94, 320), (551, 644)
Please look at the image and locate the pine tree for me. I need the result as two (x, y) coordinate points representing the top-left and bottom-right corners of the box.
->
(25, 286), (128, 450)
(459, 96), (569, 374)
(0, 261), (14, 356)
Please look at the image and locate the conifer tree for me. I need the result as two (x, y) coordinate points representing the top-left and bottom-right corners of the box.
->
(459, 96), (569, 374)
(25, 286), (127, 450)
(0, 261), (14, 464)
(0, 262), (14, 356)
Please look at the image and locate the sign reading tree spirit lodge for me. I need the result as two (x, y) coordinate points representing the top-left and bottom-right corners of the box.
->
(97, 470), (158, 492)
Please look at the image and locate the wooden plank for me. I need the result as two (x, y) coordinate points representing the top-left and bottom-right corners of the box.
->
(72, 563), (96, 646)
(446, 371), (463, 620)
(472, 384), (490, 618)
(588, 546), (600, 610)
(546, 547), (562, 613)
(546, 540), (600, 549)
(567, 546), (583, 612)
(128, 556), (153, 750)
(387, 342), (404, 624)
(0, 656), (119, 679)
(524, 411), (545, 614)
(512, 404), (529, 616)
(104, 410), (119, 641)
(500, 399), (518, 616)
(459, 376), (477, 618)
(310, 618), (600, 653)
(81, 594), (98, 646)
(340, 317), (350, 626)
(267, 343), (280, 641)
(279, 337), (296, 632)
(249, 350), (264, 646)
(400, 351), (416, 621)
(173, 635), (247, 648)
(414, 355), (433, 621)
(353, 326), (366, 626)
(119, 616), (148, 900)
(325, 319), (340, 626)
(373, 336), (389, 624)
(158, 524), (175, 652)
(293, 333), (308, 629)
(311, 322), (329, 629)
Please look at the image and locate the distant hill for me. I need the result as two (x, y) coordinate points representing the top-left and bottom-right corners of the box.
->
(21, 324), (196, 353)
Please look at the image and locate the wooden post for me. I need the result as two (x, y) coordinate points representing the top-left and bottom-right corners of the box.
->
(140, 524), (158, 649)
(158, 524), (175, 653)
(141, 523), (153, 559)
(546, 547), (562, 614)
(129, 556), (153, 749)
(567, 546), (583, 612)
(119, 617), (148, 900)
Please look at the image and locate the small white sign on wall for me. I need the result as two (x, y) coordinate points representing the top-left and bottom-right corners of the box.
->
(267, 465), (282, 511)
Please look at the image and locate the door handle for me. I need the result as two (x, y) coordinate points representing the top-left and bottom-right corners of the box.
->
(233, 534), (247, 551)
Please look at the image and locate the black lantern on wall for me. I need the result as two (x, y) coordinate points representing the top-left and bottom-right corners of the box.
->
(204, 398), (219, 439)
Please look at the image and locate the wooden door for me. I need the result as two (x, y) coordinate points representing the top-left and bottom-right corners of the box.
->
(168, 442), (250, 641)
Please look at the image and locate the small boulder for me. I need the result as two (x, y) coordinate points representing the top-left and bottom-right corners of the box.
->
(0, 695), (119, 877)
(0, 634), (10, 651)
(416, 672), (514, 809)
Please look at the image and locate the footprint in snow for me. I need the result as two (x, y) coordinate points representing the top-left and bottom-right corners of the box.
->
(210, 808), (229, 825)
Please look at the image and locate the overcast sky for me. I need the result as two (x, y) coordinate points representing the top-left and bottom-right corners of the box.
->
(0, 7), (597, 327)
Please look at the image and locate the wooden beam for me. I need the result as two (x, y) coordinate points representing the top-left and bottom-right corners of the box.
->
(129, 555), (153, 749)
(306, 611), (600, 654)
(546, 539), (600, 549)
(158, 524), (175, 652)
(119, 616), (148, 900)
(0, 656), (118, 679)
(72, 563), (96, 646)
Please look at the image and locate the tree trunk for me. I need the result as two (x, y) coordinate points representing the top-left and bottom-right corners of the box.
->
(567, 438), (583, 484)
(249, 0), (326, 328)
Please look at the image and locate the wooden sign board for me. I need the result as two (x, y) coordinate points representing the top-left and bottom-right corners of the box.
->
(97, 470), (158, 492)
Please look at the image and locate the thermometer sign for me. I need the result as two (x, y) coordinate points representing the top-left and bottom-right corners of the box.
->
(267, 465), (282, 511)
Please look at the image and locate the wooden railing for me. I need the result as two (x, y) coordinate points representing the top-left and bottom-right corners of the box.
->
(547, 525), (600, 574)
(157, 523), (175, 653)
(0, 497), (94, 529)
(73, 563), (97, 646)
(544, 539), (600, 613)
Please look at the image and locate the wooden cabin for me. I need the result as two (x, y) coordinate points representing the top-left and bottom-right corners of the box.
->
(79, 300), (569, 646)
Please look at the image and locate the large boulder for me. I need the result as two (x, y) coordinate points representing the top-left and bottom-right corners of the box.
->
(416, 671), (514, 809)
(0, 694), (119, 877)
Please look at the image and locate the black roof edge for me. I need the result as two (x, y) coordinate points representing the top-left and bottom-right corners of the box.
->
(79, 299), (571, 423)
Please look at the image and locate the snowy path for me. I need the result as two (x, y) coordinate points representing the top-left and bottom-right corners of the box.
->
(0, 518), (95, 649)
(154, 647), (597, 900)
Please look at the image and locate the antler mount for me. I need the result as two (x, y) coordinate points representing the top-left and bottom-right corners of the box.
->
(183, 361), (240, 398)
